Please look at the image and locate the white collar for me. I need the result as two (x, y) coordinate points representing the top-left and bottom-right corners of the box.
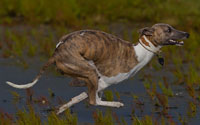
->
(139, 35), (161, 54)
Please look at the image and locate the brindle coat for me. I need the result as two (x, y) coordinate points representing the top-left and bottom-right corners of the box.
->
(53, 30), (138, 104)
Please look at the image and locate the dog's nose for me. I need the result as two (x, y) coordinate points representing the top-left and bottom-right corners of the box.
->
(185, 32), (190, 38)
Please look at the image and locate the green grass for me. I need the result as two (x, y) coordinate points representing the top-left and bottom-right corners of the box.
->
(93, 109), (114, 125)
(132, 115), (155, 125)
(45, 109), (78, 125)
(187, 101), (197, 118)
(0, 0), (200, 29)
(0, 106), (78, 125)
(104, 90), (114, 101)
(158, 81), (174, 97)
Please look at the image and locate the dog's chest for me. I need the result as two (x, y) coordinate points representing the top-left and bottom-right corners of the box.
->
(96, 44), (154, 91)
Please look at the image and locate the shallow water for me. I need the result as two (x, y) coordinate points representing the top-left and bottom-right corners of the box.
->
(0, 58), (200, 124)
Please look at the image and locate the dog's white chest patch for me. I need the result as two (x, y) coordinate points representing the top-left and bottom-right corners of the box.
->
(89, 44), (155, 91)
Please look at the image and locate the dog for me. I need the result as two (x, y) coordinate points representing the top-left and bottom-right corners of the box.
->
(6, 23), (189, 109)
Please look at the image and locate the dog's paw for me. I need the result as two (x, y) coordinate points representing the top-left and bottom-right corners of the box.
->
(115, 102), (124, 108)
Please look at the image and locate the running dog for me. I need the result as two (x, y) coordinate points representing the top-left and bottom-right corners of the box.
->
(6, 23), (189, 109)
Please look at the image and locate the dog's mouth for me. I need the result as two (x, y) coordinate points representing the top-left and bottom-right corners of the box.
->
(163, 39), (184, 46)
(169, 39), (184, 46)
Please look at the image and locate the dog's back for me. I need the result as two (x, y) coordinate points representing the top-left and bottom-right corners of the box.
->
(54, 30), (138, 77)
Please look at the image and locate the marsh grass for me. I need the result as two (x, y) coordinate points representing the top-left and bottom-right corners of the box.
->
(45, 109), (78, 125)
(158, 82), (173, 97)
(27, 43), (37, 57)
(144, 80), (157, 100)
(186, 65), (200, 86)
(0, 112), (13, 125)
(132, 115), (179, 125)
(0, 0), (199, 28)
(10, 91), (21, 104)
(172, 68), (185, 85)
(1, 0), (199, 63)
(1, 27), (59, 68)
(143, 79), (171, 114)
(1, 90), (78, 124)
(92, 109), (127, 125)
(132, 115), (155, 125)
(155, 92), (169, 113)
(104, 90), (114, 101)
(93, 109), (114, 125)
(187, 101), (197, 118)
(0, 105), (78, 125)
(16, 105), (41, 125)
(113, 90), (121, 101)
(178, 114), (187, 124)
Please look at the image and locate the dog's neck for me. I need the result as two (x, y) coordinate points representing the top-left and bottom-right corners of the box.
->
(138, 35), (161, 54)
(134, 35), (162, 63)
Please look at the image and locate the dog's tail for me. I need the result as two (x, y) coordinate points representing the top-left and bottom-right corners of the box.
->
(6, 57), (55, 89)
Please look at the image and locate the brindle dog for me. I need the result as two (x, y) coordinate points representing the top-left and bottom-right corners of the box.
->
(7, 23), (189, 107)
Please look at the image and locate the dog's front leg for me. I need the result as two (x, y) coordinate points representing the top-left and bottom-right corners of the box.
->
(94, 79), (124, 108)
(95, 91), (124, 108)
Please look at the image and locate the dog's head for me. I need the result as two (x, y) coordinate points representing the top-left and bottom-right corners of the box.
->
(138, 23), (189, 46)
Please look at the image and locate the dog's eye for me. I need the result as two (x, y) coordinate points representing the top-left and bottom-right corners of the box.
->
(167, 28), (171, 33)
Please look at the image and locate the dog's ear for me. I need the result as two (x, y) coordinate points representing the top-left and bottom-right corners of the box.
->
(138, 27), (154, 36)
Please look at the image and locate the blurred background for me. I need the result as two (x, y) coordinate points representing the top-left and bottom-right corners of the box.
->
(0, 0), (200, 124)
(0, 0), (199, 64)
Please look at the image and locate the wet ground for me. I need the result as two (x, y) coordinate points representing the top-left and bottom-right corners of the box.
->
(0, 57), (200, 124)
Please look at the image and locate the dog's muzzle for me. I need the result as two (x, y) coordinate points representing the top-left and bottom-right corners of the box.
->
(163, 32), (190, 46)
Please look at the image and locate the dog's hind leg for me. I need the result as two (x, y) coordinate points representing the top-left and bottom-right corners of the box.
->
(56, 57), (99, 105)
(56, 92), (88, 115)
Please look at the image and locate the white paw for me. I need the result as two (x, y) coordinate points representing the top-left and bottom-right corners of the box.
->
(115, 102), (124, 108)
(95, 100), (124, 108)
